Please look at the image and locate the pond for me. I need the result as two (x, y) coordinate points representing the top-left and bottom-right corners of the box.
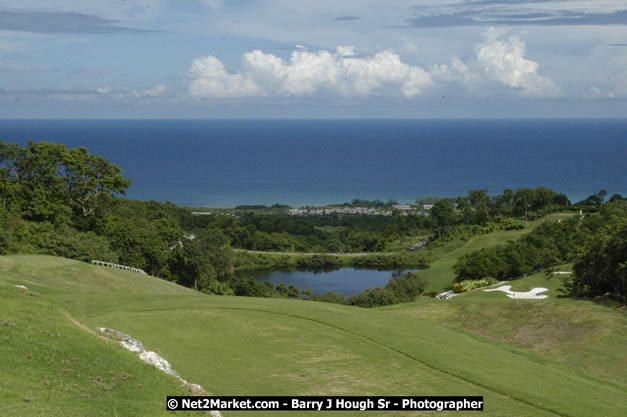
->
(249, 268), (416, 297)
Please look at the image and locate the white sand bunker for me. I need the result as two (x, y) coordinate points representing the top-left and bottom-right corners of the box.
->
(483, 285), (549, 299)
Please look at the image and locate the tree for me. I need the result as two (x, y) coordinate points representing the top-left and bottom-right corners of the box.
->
(429, 198), (456, 238)
(455, 197), (472, 224)
(567, 221), (626, 298)
(0, 141), (131, 227)
(579, 189), (608, 206)
(61, 146), (131, 224)
(385, 271), (428, 303)
(467, 189), (490, 225)
(514, 188), (535, 220)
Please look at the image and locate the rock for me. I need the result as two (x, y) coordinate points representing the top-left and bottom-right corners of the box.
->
(1, 319), (16, 327)
(98, 328), (146, 353)
(436, 290), (457, 300)
(28, 292), (40, 297)
(187, 383), (206, 395)
(138, 351), (181, 379)
(15, 285), (28, 291)
(594, 292), (626, 302)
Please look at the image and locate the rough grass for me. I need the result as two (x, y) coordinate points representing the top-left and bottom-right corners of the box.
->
(0, 284), (203, 417)
(2, 254), (625, 417)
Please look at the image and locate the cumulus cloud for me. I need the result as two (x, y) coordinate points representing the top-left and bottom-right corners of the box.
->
(188, 46), (432, 98)
(188, 32), (561, 100)
(475, 28), (560, 96)
(336, 46), (356, 57)
(431, 57), (479, 84)
(188, 47), (432, 99)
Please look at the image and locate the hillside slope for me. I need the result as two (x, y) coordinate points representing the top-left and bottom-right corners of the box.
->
(1, 255), (625, 417)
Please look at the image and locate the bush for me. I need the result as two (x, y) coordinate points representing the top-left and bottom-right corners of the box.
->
(10, 221), (118, 262)
(348, 271), (428, 307)
(457, 277), (497, 292)
(348, 287), (396, 308)
(385, 271), (428, 303)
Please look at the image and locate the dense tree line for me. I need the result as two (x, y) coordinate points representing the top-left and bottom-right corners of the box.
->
(427, 187), (570, 237)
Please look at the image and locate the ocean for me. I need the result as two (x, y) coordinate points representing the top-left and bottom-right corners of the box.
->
(0, 119), (625, 207)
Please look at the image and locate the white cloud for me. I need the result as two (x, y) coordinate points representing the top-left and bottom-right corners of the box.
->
(188, 47), (433, 99)
(141, 84), (167, 97)
(431, 57), (479, 84)
(476, 28), (561, 97)
(96, 86), (112, 94)
(34, 84), (169, 99)
(336, 46), (356, 57)
(188, 55), (264, 98)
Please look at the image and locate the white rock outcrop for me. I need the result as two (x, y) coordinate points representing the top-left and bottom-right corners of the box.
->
(138, 351), (181, 379)
(97, 327), (222, 417)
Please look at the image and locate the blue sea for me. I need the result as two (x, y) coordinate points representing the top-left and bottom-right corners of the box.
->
(0, 119), (625, 207)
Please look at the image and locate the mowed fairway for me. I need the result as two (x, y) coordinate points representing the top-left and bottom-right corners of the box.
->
(1, 255), (625, 417)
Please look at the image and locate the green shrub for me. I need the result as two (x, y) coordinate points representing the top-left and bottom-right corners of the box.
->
(457, 277), (497, 292)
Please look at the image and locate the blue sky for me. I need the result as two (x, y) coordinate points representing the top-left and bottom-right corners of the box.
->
(1, 0), (626, 118)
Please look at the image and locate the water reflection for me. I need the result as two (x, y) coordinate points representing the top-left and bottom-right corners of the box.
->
(246, 268), (415, 297)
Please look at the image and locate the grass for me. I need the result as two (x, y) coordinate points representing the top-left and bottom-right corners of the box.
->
(2, 254), (626, 417)
(0, 283), (203, 417)
(383, 268), (627, 386)
(420, 212), (575, 290)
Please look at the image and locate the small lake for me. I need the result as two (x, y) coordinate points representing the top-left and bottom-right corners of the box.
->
(249, 268), (415, 297)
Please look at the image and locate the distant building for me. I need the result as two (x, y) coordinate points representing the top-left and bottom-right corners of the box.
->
(392, 204), (411, 210)
(423, 204), (434, 210)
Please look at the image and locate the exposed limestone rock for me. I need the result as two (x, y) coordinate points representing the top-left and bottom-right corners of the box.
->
(97, 327), (222, 417)
(138, 351), (181, 379)
(188, 383), (206, 395)
(97, 327), (146, 352)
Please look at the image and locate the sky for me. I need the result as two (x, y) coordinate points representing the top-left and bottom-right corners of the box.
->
(0, 0), (626, 118)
